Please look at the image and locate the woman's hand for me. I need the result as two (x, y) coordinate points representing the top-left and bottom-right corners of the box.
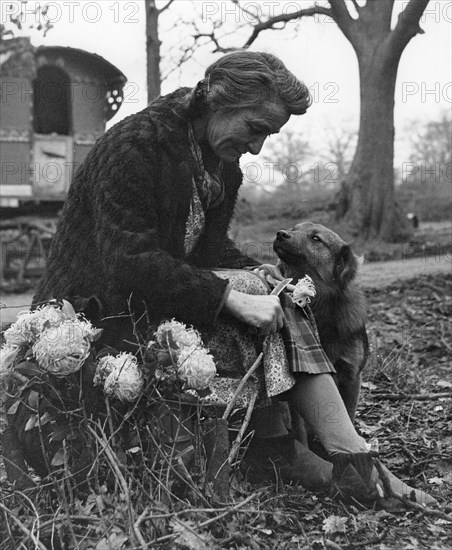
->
(223, 289), (285, 336)
(252, 263), (294, 291)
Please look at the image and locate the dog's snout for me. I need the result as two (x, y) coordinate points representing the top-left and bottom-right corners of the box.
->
(276, 230), (291, 241)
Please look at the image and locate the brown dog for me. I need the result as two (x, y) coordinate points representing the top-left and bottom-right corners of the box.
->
(273, 221), (368, 421)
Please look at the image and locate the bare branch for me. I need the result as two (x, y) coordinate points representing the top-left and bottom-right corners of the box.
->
(242, 4), (333, 48)
(231, 0), (261, 23)
(158, 0), (175, 14)
(394, 0), (430, 34)
(350, 0), (361, 13)
(194, 31), (238, 54)
(389, 0), (430, 56)
(327, 0), (357, 44)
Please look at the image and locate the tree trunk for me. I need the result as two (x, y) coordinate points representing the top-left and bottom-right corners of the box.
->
(338, 43), (412, 241)
(145, 0), (161, 103)
(332, 0), (430, 242)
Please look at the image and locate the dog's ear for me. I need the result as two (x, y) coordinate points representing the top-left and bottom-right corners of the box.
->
(334, 245), (358, 287)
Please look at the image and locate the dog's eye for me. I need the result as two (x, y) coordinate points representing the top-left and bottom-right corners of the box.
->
(311, 235), (321, 242)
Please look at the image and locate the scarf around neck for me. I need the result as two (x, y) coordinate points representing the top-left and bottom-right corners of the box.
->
(184, 123), (225, 256)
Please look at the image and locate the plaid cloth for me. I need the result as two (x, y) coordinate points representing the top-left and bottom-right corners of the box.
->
(194, 270), (336, 407)
(279, 292), (336, 375)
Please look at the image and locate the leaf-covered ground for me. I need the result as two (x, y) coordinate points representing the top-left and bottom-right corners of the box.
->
(1, 273), (451, 549)
(214, 272), (452, 550)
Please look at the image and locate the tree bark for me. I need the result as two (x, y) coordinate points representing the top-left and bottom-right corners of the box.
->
(236, 0), (430, 242)
(145, 0), (161, 103)
(332, 0), (430, 241)
(338, 42), (411, 241)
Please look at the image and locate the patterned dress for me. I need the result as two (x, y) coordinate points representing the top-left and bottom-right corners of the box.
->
(194, 270), (336, 408)
(183, 126), (335, 408)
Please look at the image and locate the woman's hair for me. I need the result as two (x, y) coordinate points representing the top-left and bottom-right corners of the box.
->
(191, 51), (312, 116)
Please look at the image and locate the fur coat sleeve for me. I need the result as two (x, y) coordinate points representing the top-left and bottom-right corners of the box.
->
(33, 89), (257, 328)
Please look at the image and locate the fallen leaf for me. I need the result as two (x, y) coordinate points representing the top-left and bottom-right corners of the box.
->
(322, 515), (347, 535)
(28, 390), (39, 410)
(39, 412), (53, 426)
(24, 414), (39, 431)
(435, 518), (452, 525)
(95, 532), (128, 550)
(51, 448), (65, 467)
(428, 476), (444, 485)
(170, 518), (215, 549)
(7, 400), (21, 415)
(443, 472), (452, 484)
(437, 380), (452, 389)
(362, 381), (378, 391)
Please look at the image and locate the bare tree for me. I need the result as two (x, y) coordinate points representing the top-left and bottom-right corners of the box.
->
(263, 129), (311, 168)
(261, 129), (311, 195)
(322, 126), (357, 185)
(145, 0), (176, 103)
(205, 0), (431, 241)
(408, 113), (452, 174)
(0, 0), (53, 47)
(397, 113), (452, 221)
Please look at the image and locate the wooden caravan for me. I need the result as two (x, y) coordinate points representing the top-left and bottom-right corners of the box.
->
(0, 38), (127, 206)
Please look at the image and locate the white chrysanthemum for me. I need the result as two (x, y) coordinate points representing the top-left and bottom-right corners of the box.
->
(155, 320), (201, 352)
(30, 305), (67, 334)
(4, 305), (66, 347)
(32, 319), (94, 376)
(177, 347), (217, 390)
(93, 354), (117, 385)
(103, 353), (144, 402)
(3, 316), (34, 347)
(0, 345), (20, 384)
(291, 275), (316, 308)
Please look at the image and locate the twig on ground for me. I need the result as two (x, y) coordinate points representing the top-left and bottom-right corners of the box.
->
(228, 388), (258, 465)
(222, 352), (263, 420)
(348, 527), (389, 548)
(440, 336), (452, 353)
(198, 490), (263, 528)
(0, 502), (48, 550)
(398, 499), (452, 522)
(150, 532), (179, 545)
(321, 539), (343, 549)
(88, 425), (147, 549)
(372, 392), (452, 401)
(374, 460), (452, 522)
(134, 506), (150, 537)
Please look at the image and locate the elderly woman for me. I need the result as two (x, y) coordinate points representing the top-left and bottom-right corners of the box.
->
(32, 51), (434, 507)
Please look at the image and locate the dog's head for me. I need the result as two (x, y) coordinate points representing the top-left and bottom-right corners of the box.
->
(273, 222), (361, 291)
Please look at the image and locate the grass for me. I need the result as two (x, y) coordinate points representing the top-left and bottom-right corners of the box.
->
(1, 320), (451, 549)
(231, 186), (451, 264)
(0, 265), (451, 549)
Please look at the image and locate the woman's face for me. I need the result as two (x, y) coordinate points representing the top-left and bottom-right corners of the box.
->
(205, 101), (290, 162)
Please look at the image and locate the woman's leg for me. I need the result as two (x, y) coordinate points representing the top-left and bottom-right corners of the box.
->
(288, 373), (438, 506)
(289, 373), (368, 454)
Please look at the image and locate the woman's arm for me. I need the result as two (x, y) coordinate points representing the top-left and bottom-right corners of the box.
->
(222, 289), (285, 336)
(93, 148), (229, 327)
(217, 236), (259, 269)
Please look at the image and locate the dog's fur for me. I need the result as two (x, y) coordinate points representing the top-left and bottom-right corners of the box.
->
(273, 222), (368, 420)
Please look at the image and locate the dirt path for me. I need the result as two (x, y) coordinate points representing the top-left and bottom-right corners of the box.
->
(358, 255), (451, 288)
(1, 256), (450, 327)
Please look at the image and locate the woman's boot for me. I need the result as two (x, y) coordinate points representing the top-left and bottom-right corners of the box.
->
(243, 434), (332, 491)
(331, 452), (438, 508)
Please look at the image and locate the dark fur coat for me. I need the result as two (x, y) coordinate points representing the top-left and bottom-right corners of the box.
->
(33, 88), (256, 343)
